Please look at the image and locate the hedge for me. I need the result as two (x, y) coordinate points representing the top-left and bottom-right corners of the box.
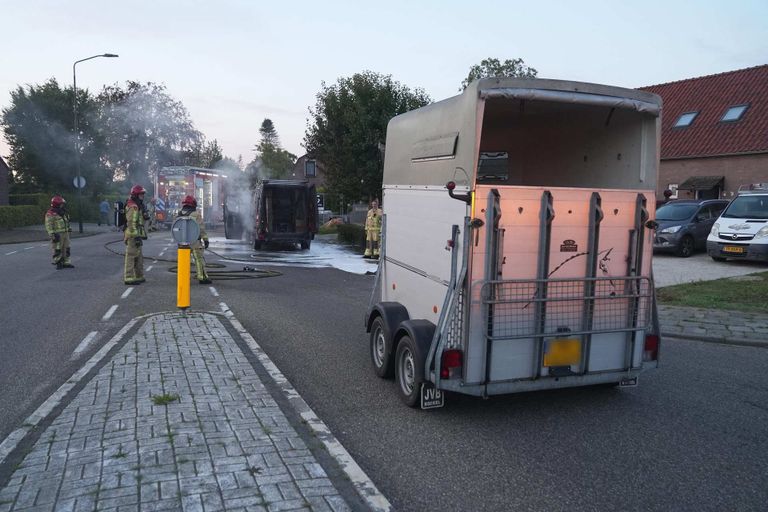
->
(337, 223), (366, 253)
(0, 205), (47, 228)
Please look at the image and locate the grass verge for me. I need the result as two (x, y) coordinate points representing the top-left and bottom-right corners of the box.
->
(656, 271), (768, 313)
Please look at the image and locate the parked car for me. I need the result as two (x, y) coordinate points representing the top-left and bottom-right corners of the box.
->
(654, 199), (729, 257)
(706, 184), (768, 262)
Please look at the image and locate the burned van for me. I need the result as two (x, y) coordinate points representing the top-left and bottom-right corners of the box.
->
(249, 179), (318, 250)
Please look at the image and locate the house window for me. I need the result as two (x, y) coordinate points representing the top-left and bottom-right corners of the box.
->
(720, 104), (748, 122)
(673, 112), (698, 128)
(667, 184), (679, 199)
(305, 160), (316, 177)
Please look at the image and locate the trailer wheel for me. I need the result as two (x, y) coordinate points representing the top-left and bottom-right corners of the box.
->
(395, 335), (424, 407)
(370, 317), (394, 378)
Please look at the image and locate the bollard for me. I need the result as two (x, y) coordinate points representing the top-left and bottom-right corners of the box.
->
(177, 246), (191, 309)
(171, 217), (200, 311)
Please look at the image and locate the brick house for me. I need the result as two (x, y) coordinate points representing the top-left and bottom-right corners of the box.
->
(0, 156), (10, 205)
(291, 154), (328, 207)
(642, 65), (768, 202)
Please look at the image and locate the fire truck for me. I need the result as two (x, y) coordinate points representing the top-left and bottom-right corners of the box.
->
(154, 166), (228, 228)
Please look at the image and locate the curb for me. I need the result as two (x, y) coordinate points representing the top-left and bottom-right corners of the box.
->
(661, 330), (768, 349)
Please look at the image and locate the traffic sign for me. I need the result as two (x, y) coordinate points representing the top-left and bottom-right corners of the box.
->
(73, 176), (86, 189)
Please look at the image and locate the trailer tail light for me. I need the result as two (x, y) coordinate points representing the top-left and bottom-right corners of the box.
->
(441, 349), (463, 379)
(643, 334), (659, 362)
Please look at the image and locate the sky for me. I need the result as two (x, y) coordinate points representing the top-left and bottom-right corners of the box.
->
(1, 0), (766, 165)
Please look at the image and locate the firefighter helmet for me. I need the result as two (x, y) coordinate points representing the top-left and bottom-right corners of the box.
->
(50, 195), (66, 208)
(182, 195), (197, 208)
(130, 185), (146, 196)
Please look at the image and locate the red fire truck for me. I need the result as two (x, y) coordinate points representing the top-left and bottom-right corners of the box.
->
(154, 166), (228, 228)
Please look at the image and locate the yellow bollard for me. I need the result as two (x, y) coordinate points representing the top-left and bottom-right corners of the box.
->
(177, 246), (191, 309)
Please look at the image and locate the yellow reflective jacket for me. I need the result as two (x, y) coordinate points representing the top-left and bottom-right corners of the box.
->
(124, 200), (147, 240)
(45, 208), (70, 235)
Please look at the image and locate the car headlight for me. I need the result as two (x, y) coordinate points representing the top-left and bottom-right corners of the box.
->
(660, 225), (682, 234)
(756, 226), (768, 239)
(710, 223), (719, 237)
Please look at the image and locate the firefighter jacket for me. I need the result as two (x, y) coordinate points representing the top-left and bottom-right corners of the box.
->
(365, 207), (383, 232)
(124, 199), (147, 241)
(45, 208), (70, 236)
(178, 207), (208, 249)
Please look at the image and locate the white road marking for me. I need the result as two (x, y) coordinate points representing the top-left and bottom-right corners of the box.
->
(221, 310), (392, 512)
(209, 287), (219, 297)
(70, 331), (99, 360)
(102, 305), (118, 321)
(121, 288), (134, 299)
(23, 246), (34, 251)
(146, 265), (154, 272)
(159, 250), (167, 257)
(5, 251), (18, 255)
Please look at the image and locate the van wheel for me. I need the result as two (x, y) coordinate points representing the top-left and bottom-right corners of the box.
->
(711, 256), (727, 262)
(395, 335), (424, 407)
(253, 241), (262, 250)
(301, 239), (311, 250)
(676, 235), (694, 257)
(370, 317), (394, 378)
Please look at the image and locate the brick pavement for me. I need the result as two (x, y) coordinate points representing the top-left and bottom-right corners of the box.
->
(0, 313), (352, 512)
(659, 305), (768, 348)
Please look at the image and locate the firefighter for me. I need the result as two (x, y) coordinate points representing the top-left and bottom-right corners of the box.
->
(124, 185), (148, 285)
(146, 198), (157, 232)
(364, 199), (383, 259)
(178, 195), (212, 284)
(45, 195), (74, 269)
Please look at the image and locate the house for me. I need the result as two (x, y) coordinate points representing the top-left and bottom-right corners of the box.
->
(291, 154), (327, 206)
(641, 65), (768, 201)
(0, 156), (10, 205)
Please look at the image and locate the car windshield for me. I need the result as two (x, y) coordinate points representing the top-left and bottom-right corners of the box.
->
(656, 203), (698, 221)
(720, 196), (768, 219)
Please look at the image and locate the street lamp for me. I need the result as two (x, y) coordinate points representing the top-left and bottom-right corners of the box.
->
(73, 53), (119, 233)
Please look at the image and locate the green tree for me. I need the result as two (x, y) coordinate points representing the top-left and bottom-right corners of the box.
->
(1, 78), (108, 194)
(96, 81), (201, 185)
(460, 57), (538, 90)
(251, 118), (295, 179)
(304, 71), (430, 203)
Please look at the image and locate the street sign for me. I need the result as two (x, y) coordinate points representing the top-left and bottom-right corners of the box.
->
(73, 176), (86, 189)
(171, 217), (200, 246)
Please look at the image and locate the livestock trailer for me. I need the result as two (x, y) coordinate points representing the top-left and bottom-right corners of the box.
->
(366, 78), (663, 408)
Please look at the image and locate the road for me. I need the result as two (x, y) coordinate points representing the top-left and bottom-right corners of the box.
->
(1, 232), (766, 511)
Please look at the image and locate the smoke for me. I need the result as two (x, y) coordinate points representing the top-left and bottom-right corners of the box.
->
(224, 166), (255, 236)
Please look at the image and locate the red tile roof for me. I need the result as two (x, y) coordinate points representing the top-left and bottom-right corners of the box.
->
(641, 65), (768, 159)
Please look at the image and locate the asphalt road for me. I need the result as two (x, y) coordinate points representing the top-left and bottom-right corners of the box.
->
(1, 232), (766, 511)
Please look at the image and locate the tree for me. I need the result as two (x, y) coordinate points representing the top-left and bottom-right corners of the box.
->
(304, 71), (430, 204)
(251, 118), (295, 179)
(1, 78), (108, 194)
(460, 57), (538, 90)
(95, 81), (201, 185)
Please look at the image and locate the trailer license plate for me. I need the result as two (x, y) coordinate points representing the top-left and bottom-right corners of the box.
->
(420, 383), (444, 410)
(723, 245), (745, 254)
(543, 338), (581, 367)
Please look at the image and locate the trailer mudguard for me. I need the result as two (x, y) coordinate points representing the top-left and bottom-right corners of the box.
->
(394, 319), (436, 373)
(366, 302), (409, 337)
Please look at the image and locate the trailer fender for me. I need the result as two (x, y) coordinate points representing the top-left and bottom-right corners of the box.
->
(393, 319), (436, 369)
(366, 302), (409, 335)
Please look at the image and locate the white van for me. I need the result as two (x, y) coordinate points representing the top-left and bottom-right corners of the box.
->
(706, 184), (768, 262)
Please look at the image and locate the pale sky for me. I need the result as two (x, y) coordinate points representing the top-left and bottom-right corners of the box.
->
(1, 0), (766, 165)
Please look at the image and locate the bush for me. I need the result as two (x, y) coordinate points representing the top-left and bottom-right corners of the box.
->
(0, 205), (46, 228)
(337, 223), (366, 253)
(9, 193), (49, 208)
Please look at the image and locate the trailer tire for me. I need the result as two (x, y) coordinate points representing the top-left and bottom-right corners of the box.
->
(395, 334), (424, 408)
(370, 317), (394, 378)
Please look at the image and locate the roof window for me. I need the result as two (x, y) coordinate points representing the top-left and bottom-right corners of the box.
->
(673, 111), (698, 128)
(720, 104), (748, 122)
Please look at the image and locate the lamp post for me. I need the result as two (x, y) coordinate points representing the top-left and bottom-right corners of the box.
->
(73, 53), (118, 233)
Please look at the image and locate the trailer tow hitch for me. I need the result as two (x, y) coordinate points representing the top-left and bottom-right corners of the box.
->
(446, 181), (472, 205)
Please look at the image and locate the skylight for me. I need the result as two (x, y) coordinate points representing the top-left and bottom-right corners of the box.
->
(673, 111), (698, 128)
(721, 105), (748, 122)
